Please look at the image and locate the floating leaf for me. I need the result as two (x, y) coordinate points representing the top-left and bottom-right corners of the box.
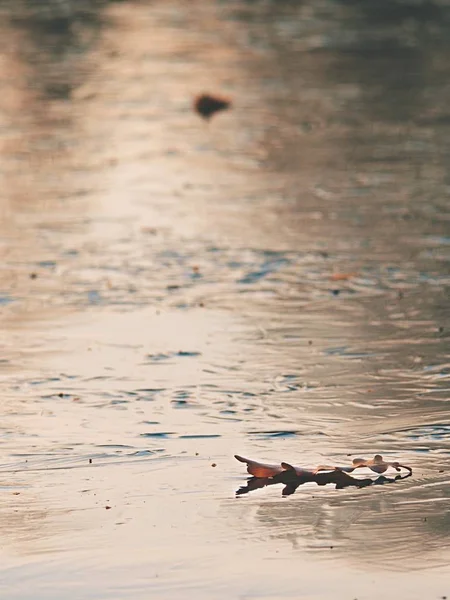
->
(234, 454), (284, 478)
(235, 454), (412, 496)
(194, 93), (231, 120)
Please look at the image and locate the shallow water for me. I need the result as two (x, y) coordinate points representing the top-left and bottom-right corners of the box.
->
(1, 1), (449, 598)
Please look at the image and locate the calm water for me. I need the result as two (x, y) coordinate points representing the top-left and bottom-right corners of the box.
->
(1, 1), (449, 598)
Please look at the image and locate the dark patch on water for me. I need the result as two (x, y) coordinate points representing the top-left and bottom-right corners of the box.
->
(37, 260), (57, 269)
(87, 290), (102, 304)
(172, 400), (190, 407)
(145, 351), (201, 363)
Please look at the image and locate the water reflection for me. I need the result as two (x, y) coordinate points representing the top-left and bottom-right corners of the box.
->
(236, 470), (412, 497)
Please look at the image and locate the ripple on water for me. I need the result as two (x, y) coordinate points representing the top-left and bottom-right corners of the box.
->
(249, 430), (301, 439)
(381, 423), (450, 447)
(140, 432), (174, 439)
(146, 350), (201, 363)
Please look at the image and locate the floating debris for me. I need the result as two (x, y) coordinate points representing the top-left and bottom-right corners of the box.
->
(235, 454), (413, 496)
(329, 272), (357, 281)
(194, 93), (231, 120)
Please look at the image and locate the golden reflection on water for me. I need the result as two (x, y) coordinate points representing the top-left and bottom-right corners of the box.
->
(0, 1), (449, 599)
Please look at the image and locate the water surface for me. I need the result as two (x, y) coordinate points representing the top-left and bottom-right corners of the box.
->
(0, 1), (449, 598)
